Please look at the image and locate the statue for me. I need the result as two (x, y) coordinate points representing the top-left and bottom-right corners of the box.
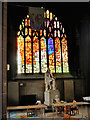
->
(44, 67), (60, 106)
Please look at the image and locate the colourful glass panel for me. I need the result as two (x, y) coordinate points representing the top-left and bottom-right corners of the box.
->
(54, 30), (56, 37)
(55, 37), (62, 73)
(50, 12), (52, 21)
(48, 38), (55, 73)
(22, 31), (24, 36)
(63, 28), (64, 33)
(28, 19), (30, 26)
(54, 21), (56, 28)
(47, 20), (49, 28)
(40, 30), (42, 36)
(22, 21), (24, 28)
(33, 32), (35, 36)
(33, 36), (40, 73)
(58, 30), (60, 37)
(60, 24), (62, 30)
(36, 32), (38, 36)
(44, 12), (46, 18)
(49, 27), (51, 32)
(44, 29), (46, 36)
(17, 31), (20, 36)
(27, 15), (29, 18)
(17, 35), (24, 73)
(19, 24), (22, 31)
(41, 37), (47, 73)
(57, 21), (59, 28)
(29, 28), (31, 36)
(62, 37), (69, 73)
(55, 17), (57, 21)
(25, 28), (28, 35)
(25, 36), (32, 73)
(47, 10), (49, 18)
(25, 19), (27, 26)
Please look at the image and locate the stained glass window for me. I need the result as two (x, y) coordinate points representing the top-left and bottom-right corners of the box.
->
(55, 37), (62, 73)
(17, 8), (69, 74)
(41, 37), (47, 73)
(25, 36), (32, 73)
(33, 36), (40, 73)
(62, 36), (69, 73)
(17, 35), (24, 73)
(48, 38), (55, 73)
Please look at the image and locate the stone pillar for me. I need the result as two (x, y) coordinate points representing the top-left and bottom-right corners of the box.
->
(2, 2), (7, 119)
(0, 2), (2, 120)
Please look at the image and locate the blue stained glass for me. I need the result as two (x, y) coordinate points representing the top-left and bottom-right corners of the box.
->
(48, 38), (54, 55)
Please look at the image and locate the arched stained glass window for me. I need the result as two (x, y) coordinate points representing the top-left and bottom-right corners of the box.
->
(61, 34), (69, 73)
(17, 9), (69, 74)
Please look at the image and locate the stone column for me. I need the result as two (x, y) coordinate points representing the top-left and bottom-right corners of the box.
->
(0, 2), (2, 120)
(2, 2), (7, 119)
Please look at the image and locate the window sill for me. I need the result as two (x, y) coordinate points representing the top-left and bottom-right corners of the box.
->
(14, 73), (74, 80)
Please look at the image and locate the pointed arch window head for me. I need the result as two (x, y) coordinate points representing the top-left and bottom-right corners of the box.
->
(17, 8), (69, 74)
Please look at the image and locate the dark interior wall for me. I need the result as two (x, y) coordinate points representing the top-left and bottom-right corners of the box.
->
(8, 79), (64, 105)
(74, 79), (85, 101)
(88, 7), (90, 95)
(7, 2), (90, 105)
(19, 80), (44, 103)
(8, 82), (19, 106)
(79, 13), (89, 96)
(8, 78), (85, 105)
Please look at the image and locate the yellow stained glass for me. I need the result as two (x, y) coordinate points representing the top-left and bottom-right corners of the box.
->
(28, 19), (30, 26)
(55, 37), (62, 73)
(17, 35), (24, 73)
(25, 28), (28, 35)
(41, 37), (47, 73)
(33, 36), (40, 73)
(62, 37), (69, 73)
(40, 30), (42, 36)
(50, 12), (52, 21)
(29, 28), (31, 36)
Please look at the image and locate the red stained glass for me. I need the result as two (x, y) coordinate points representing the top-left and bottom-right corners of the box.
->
(25, 36), (32, 73)
(25, 19), (27, 26)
